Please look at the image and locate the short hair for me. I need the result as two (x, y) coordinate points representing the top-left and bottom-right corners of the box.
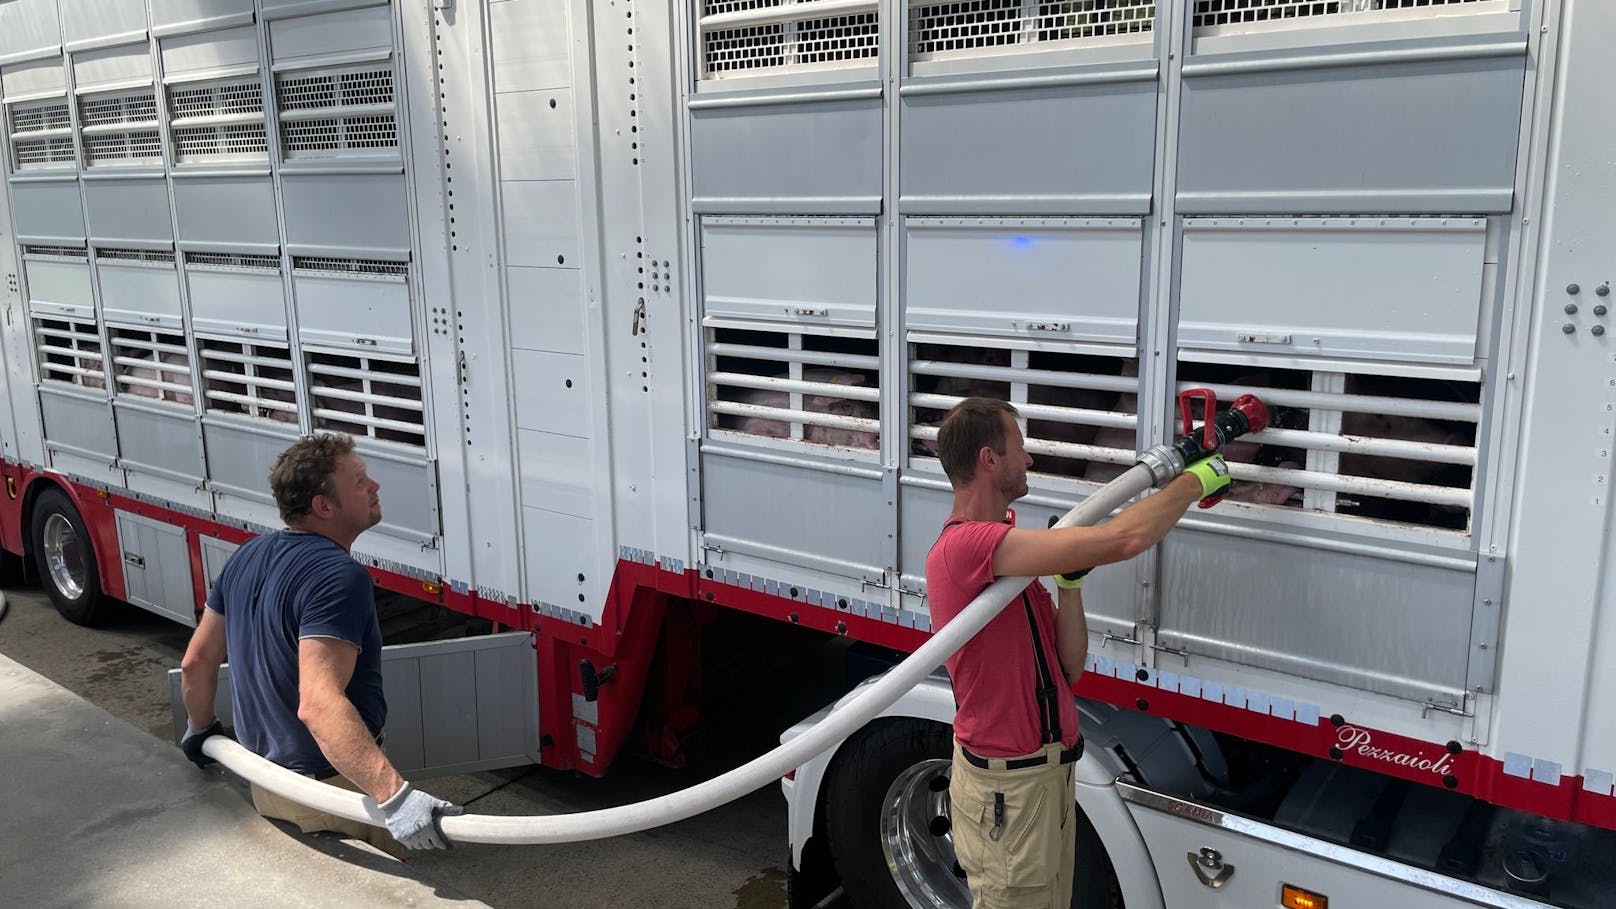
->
(269, 433), (356, 524)
(937, 397), (1019, 485)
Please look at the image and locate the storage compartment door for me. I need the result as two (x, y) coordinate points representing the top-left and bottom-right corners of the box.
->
(905, 217), (1142, 342)
(168, 632), (542, 777)
(116, 511), (196, 626)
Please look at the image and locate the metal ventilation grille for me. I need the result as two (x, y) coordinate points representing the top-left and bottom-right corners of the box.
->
(706, 327), (881, 451)
(79, 91), (158, 127)
(96, 248), (176, 264)
(908, 341), (1140, 480)
(168, 77), (268, 163)
(9, 99), (75, 169)
(199, 338), (299, 425)
(111, 328), (194, 406)
(22, 245), (88, 260)
(306, 352), (425, 447)
(34, 317), (105, 390)
(169, 81), (263, 118)
(9, 99), (71, 132)
(84, 131), (162, 163)
(185, 251), (281, 271)
(13, 136), (76, 167)
(1174, 359), (1481, 532)
(173, 124), (269, 160)
(275, 66), (398, 159)
(78, 89), (163, 166)
(291, 256), (407, 279)
(911, 0), (1154, 60)
(1193, 0), (1496, 33)
(700, 0), (879, 78)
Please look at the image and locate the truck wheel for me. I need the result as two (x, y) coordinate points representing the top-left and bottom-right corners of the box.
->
(825, 718), (962, 909)
(31, 487), (111, 626)
(824, 718), (1122, 909)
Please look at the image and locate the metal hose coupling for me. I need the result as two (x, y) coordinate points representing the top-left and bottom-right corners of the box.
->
(1135, 445), (1186, 487)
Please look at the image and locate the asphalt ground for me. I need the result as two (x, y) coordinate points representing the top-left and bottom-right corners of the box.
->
(0, 584), (855, 909)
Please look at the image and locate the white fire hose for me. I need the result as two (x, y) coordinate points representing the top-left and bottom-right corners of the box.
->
(200, 463), (1167, 845)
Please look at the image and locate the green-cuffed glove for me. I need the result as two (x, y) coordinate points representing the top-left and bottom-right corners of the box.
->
(1184, 454), (1232, 505)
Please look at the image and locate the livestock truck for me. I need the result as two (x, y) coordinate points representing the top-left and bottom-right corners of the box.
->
(0, 0), (1612, 906)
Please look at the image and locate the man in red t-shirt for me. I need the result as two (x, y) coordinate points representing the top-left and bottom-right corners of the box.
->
(927, 398), (1228, 908)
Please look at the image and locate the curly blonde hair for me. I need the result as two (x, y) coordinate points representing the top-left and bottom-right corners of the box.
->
(269, 433), (356, 524)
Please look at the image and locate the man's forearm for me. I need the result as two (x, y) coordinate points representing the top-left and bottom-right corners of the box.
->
(1110, 473), (1201, 555)
(180, 664), (221, 730)
(301, 698), (404, 803)
(1055, 586), (1088, 685)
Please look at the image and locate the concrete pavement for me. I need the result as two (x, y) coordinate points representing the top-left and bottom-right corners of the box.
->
(0, 651), (488, 909)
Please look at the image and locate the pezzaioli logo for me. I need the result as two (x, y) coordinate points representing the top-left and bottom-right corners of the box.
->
(1336, 726), (1455, 776)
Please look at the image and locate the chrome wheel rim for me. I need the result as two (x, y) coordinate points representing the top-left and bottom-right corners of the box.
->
(42, 513), (87, 601)
(881, 758), (970, 908)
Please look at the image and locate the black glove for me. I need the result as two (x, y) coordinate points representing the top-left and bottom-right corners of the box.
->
(181, 719), (232, 769)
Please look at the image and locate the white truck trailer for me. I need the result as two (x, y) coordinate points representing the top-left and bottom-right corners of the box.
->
(0, 0), (1611, 906)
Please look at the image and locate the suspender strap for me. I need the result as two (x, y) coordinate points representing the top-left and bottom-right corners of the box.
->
(939, 518), (1063, 746)
(1021, 592), (1063, 745)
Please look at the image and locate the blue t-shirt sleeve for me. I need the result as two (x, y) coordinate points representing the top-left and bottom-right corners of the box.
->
(297, 562), (373, 647)
(204, 556), (233, 615)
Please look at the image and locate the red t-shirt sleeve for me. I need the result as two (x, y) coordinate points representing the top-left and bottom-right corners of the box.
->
(941, 520), (1013, 590)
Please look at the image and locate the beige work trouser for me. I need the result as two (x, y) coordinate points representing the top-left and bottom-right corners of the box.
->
(251, 773), (404, 858)
(949, 742), (1077, 909)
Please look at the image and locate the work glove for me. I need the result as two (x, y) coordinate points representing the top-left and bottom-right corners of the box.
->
(1184, 454), (1232, 508)
(379, 782), (464, 850)
(180, 719), (232, 769)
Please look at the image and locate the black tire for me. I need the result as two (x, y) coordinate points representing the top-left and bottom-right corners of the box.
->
(30, 487), (112, 626)
(824, 718), (1122, 909)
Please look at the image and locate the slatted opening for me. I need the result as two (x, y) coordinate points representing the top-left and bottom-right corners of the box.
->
(168, 77), (269, 163)
(22, 244), (89, 260)
(199, 338), (298, 425)
(1174, 359), (1480, 531)
(78, 88), (162, 165)
(1192, 0), (1500, 35)
(908, 341), (1139, 480)
(275, 66), (398, 159)
(184, 251), (281, 272)
(8, 98), (75, 169)
(910, 0), (1154, 62)
(34, 317), (105, 390)
(291, 256), (408, 279)
(305, 352), (425, 447)
(111, 328), (193, 406)
(705, 327), (881, 451)
(95, 247), (176, 265)
(700, 0), (879, 78)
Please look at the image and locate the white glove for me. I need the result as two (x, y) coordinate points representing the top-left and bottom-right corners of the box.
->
(377, 782), (463, 850)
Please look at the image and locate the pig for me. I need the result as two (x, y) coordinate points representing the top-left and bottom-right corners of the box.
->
(118, 347), (195, 407)
(715, 366), (879, 450)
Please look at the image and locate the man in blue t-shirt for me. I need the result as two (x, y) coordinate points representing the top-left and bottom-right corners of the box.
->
(178, 433), (461, 853)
